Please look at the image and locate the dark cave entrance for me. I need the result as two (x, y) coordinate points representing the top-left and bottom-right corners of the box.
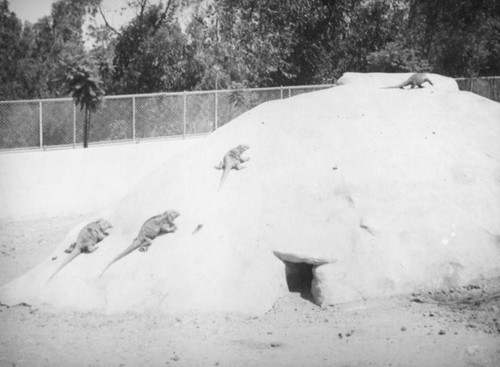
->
(282, 260), (315, 302)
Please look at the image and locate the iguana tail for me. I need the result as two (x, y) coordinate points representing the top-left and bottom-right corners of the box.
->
(99, 240), (140, 278)
(218, 166), (231, 192)
(382, 81), (407, 89)
(47, 249), (81, 282)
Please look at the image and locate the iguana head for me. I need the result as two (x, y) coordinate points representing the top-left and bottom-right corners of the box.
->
(237, 144), (249, 153)
(97, 219), (113, 234)
(164, 210), (180, 222)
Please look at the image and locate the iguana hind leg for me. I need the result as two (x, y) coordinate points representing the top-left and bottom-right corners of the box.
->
(87, 245), (99, 253)
(64, 243), (76, 253)
(138, 238), (153, 252)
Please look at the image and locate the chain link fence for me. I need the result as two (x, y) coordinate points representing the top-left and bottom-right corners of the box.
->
(455, 76), (500, 103)
(0, 84), (333, 151)
(1, 78), (498, 152)
(0, 101), (41, 150)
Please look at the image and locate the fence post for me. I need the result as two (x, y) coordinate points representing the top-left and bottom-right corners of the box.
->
(39, 101), (43, 149)
(73, 103), (76, 148)
(214, 90), (218, 131)
(183, 91), (187, 139)
(288, 87), (292, 98)
(132, 96), (136, 142)
(280, 86), (283, 99)
(494, 77), (499, 102)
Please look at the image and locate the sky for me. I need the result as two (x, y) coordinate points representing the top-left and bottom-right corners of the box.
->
(9, 0), (53, 23)
(9, 0), (133, 27)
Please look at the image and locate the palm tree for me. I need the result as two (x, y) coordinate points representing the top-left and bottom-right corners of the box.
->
(62, 63), (105, 148)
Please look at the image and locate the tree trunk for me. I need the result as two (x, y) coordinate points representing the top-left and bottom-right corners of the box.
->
(83, 108), (89, 148)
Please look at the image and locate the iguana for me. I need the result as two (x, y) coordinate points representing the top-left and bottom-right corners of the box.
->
(99, 210), (180, 277)
(214, 144), (250, 192)
(383, 73), (434, 89)
(48, 219), (113, 281)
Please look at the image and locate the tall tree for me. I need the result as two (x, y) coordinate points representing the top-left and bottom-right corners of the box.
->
(406, 0), (500, 76)
(187, 0), (361, 89)
(2, 0), (99, 100)
(87, 22), (118, 90)
(110, 0), (199, 93)
(61, 63), (105, 148)
(0, 0), (24, 100)
(361, 1), (432, 73)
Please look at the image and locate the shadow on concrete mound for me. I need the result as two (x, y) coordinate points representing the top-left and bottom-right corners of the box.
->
(282, 261), (315, 303)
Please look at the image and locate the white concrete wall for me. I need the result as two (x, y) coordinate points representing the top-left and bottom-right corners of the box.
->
(0, 138), (204, 221)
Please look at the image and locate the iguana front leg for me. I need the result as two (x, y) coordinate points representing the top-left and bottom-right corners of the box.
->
(234, 163), (247, 170)
(96, 232), (108, 241)
(87, 245), (99, 253)
(160, 223), (177, 234)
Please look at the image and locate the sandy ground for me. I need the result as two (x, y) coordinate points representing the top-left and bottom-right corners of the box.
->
(1, 215), (499, 367)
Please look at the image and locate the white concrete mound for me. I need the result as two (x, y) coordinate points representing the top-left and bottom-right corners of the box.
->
(337, 72), (458, 91)
(1, 73), (499, 314)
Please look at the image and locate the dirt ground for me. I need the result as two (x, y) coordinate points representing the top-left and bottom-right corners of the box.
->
(1, 216), (499, 367)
